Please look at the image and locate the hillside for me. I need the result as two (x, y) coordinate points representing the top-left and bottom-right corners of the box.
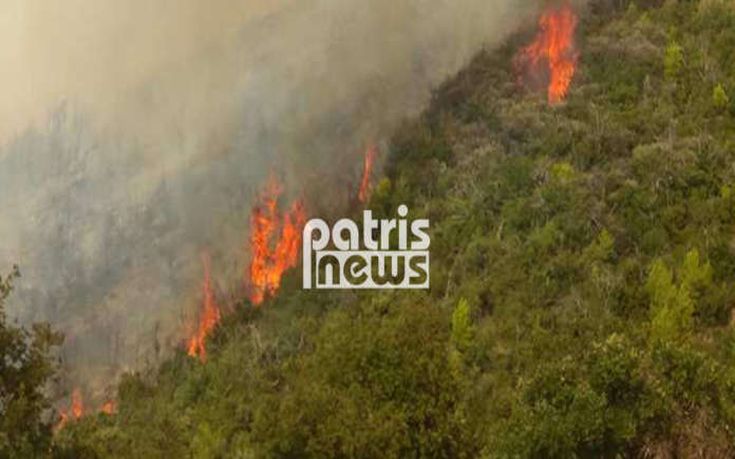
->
(51, 1), (735, 457)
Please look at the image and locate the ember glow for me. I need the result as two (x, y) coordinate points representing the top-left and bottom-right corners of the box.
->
(248, 177), (306, 305)
(101, 400), (117, 415)
(187, 253), (221, 363)
(515, 3), (579, 104)
(358, 145), (378, 203)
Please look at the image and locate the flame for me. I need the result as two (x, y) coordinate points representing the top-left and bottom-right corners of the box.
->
(71, 388), (84, 419)
(515, 3), (578, 104)
(248, 176), (306, 305)
(101, 400), (117, 415)
(358, 145), (378, 203)
(55, 387), (85, 432)
(187, 253), (221, 362)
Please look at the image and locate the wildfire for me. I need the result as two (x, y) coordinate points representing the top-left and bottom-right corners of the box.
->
(55, 387), (84, 432)
(358, 145), (378, 203)
(515, 2), (579, 104)
(187, 253), (221, 363)
(248, 176), (306, 305)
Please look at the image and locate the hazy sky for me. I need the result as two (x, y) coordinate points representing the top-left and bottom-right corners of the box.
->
(0, 0), (286, 140)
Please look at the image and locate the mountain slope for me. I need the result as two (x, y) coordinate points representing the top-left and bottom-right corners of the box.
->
(56, 2), (735, 457)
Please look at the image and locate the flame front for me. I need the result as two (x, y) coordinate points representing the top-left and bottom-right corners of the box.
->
(187, 253), (221, 362)
(248, 176), (306, 305)
(515, 3), (579, 104)
(358, 145), (378, 203)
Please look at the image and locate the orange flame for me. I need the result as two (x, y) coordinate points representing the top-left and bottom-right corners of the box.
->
(515, 3), (579, 104)
(71, 388), (84, 419)
(101, 400), (117, 415)
(55, 387), (85, 432)
(358, 145), (378, 203)
(248, 176), (306, 305)
(187, 253), (221, 363)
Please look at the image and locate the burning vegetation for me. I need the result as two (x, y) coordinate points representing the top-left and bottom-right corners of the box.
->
(55, 389), (118, 432)
(55, 388), (84, 432)
(515, 2), (579, 104)
(101, 400), (117, 415)
(247, 176), (306, 306)
(186, 253), (221, 363)
(182, 177), (307, 365)
(358, 145), (378, 204)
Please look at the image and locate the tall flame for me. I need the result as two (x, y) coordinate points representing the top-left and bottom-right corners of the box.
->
(248, 176), (306, 305)
(71, 388), (84, 419)
(358, 145), (378, 203)
(187, 253), (221, 363)
(515, 3), (579, 104)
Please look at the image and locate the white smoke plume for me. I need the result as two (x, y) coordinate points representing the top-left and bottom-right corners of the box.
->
(0, 0), (537, 399)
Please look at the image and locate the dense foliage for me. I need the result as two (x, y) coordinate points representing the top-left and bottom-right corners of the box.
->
(50, 0), (735, 457)
(0, 267), (62, 458)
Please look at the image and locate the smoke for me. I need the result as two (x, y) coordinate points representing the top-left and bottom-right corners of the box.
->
(0, 0), (536, 399)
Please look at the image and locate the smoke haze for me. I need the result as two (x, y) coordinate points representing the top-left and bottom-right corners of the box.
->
(0, 0), (536, 399)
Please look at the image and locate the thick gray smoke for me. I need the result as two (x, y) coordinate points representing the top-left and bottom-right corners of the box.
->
(0, 0), (536, 401)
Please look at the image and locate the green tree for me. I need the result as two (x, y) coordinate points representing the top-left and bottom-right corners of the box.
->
(0, 266), (63, 457)
(664, 41), (684, 80)
(680, 249), (712, 291)
(646, 250), (711, 343)
(451, 298), (473, 352)
(713, 84), (729, 110)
